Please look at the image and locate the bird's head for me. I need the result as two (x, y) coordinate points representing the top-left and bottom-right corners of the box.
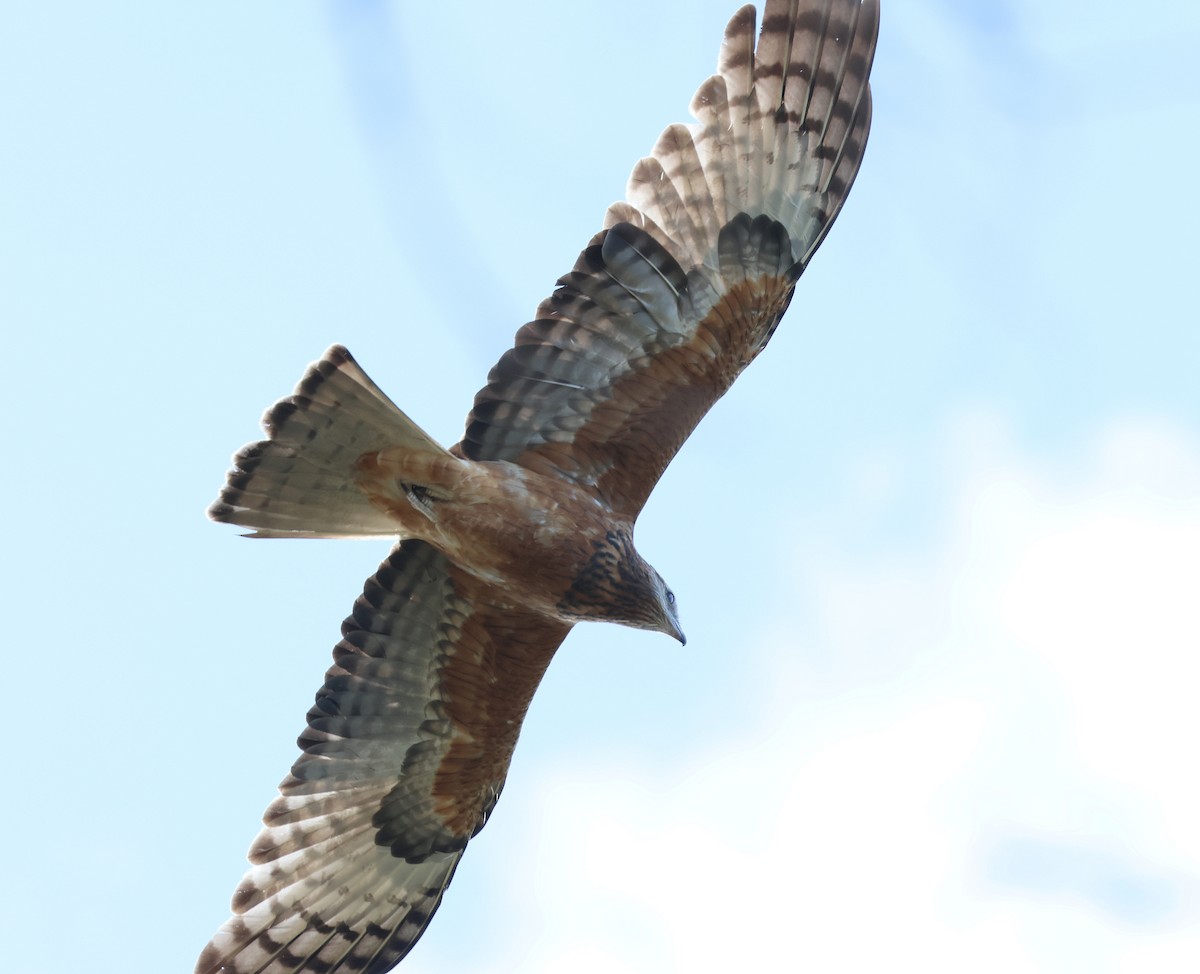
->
(558, 531), (685, 644)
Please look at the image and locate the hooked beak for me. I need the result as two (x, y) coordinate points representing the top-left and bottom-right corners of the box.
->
(669, 618), (686, 646)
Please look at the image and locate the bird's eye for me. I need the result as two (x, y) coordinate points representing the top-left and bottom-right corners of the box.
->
(666, 591), (676, 606)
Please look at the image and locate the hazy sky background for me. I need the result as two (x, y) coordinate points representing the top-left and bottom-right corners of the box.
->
(3, 1), (1199, 971)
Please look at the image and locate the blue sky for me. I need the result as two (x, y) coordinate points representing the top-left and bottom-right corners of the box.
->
(3, 1), (1199, 970)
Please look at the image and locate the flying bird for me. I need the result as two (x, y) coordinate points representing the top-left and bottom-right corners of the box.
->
(199, 1), (878, 971)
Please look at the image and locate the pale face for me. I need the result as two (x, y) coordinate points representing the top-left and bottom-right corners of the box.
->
(652, 570), (686, 645)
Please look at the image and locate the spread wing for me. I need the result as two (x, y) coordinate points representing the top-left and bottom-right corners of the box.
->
(197, 541), (571, 974)
(456, 0), (879, 517)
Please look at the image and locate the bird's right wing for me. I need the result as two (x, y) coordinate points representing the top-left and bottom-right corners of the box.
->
(197, 540), (572, 974)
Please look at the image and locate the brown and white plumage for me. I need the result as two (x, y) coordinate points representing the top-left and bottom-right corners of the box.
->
(459, 1), (875, 515)
(201, 3), (878, 972)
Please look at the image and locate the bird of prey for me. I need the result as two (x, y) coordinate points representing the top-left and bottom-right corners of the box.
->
(198, 1), (878, 971)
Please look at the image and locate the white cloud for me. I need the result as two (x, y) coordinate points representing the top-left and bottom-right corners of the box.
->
(441, 417), (1200, 972)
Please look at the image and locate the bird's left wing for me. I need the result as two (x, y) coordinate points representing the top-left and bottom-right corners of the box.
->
(456, 0), (878, 517)
(197, 540), (571, 974)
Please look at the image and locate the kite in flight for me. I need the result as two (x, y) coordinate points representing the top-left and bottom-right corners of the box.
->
(199, 1), (878, 971)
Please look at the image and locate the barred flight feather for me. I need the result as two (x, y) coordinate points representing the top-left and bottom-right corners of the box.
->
(460, 0), (877, 514)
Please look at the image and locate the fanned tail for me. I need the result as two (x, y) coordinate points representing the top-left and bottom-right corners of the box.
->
(209, 346), (451, 538)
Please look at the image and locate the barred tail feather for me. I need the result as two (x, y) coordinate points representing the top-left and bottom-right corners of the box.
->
(209, 345), (450, 539)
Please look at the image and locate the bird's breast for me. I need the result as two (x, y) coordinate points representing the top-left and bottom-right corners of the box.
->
(429, 460), (622, 618)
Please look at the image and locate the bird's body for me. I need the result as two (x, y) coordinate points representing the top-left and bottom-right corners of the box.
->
(199, 2), (879, 971)
(359, 448), (618, 615)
